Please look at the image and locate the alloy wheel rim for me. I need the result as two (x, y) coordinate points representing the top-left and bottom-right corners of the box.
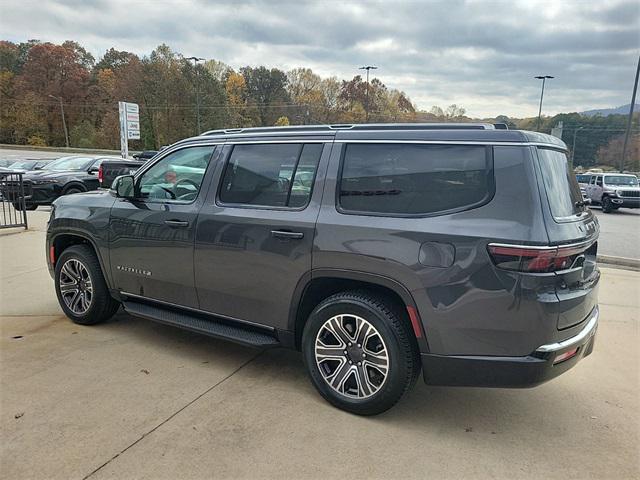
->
(314, 314), (389, 399)
(59, 259), (93, 315)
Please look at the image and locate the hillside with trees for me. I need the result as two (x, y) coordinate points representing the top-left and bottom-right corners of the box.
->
(0, 39), (637, 170)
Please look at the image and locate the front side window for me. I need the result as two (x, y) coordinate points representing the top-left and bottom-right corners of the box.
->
(596, 176), (603, 186)
(219, 143), (323, 208)
(339, 143), (491, 215)
(137, 146), (215, 202)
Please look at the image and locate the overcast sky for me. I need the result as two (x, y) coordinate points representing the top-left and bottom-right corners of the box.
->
(1, 0), (638, 117)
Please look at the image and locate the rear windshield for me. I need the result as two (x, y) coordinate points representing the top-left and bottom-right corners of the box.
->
(339, 143), (492, 216)
(537, 148), (584, 220)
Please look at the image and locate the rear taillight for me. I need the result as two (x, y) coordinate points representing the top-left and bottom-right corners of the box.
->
(98, 165), (103, 184)
(487, 242), (593, 273)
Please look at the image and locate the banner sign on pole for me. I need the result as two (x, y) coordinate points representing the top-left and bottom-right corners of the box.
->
(118, 101), (140, 158)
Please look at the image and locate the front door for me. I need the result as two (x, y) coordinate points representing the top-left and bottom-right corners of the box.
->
(109, 145), (219, 307)
(194, 140), (330, 329)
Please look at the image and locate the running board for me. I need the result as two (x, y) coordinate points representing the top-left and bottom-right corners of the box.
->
(122, 300), (280, 348)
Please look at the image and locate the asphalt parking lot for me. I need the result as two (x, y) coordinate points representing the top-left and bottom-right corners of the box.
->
(1, 210), (639, 480)
(590, 207), (640, 260)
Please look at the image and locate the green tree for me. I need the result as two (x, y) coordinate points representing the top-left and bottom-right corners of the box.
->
(240, 66), (290, 126)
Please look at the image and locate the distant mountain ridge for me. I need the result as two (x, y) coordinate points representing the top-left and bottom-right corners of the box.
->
(580, 103), (639, 117)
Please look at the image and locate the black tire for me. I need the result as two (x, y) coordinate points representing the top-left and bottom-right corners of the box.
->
(302, 290), (421, 415)
(602, 197), (613, 213)
(12, 201), (36, 210)
(63, 186), (84, 195)
(54, 244), (119, 325)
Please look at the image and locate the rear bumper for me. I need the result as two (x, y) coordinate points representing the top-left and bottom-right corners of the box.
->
(422, 306), (598, 387)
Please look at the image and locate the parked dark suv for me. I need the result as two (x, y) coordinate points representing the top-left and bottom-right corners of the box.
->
(46, 124), (599, 415)
(18, 155), (121, 209)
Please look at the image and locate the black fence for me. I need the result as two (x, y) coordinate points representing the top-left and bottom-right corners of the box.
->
(0, 172), (28, 229)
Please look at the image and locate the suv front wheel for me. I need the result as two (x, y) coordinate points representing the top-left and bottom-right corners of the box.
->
(54, 244), (120, 325)
(302, 290), (420, 415)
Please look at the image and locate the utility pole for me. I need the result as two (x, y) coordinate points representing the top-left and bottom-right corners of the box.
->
(621, 55), (640, 173)
(359, 65), (378, 123)
(48, 94), (69, 148)
(534, 75), (554, 132)
(571, 126), (584, 167)
(186, 56), (205, 134)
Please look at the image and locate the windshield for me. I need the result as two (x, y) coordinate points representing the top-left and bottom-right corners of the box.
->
(43, 156), (95, 171)
(537, 148), (585, 219)
(604, 175), (638, 186)
(8, 160), (38, 169)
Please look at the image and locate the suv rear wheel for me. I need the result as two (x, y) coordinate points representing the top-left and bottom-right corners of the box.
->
(302, 290), (420, 415)
(54, 244), (119, 325)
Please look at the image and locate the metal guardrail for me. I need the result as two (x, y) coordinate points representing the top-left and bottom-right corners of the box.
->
(0, 171), (28, 229)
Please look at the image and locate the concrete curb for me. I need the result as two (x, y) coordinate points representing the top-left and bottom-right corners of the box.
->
(597, 254), (640, 270)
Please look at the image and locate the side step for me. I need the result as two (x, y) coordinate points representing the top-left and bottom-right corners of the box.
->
(122, 300), (280, 348)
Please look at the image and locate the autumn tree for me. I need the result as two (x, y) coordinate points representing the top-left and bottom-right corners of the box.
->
(597, 134), (640, 171)
(240, 66), (290, 126)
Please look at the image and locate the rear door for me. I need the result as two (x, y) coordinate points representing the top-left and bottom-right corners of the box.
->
(535, 147), (599, 330)
(194, 138), (331, 329)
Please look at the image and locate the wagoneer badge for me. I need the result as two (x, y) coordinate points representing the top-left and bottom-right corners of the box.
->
(116, 265), (152, 277)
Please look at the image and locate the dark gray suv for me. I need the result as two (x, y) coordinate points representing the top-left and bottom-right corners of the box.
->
(46, 124), (599, 415)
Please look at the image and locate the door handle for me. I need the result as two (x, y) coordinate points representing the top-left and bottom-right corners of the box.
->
(164, 219), (189, 228)
(271, 230), (304, 240)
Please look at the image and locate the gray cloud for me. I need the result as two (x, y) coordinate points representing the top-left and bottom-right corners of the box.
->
(1, 0), (638, 117)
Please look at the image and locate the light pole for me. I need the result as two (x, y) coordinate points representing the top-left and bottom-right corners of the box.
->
(534, 75), (554, 132)
(48, 94), (69, 148)
(571, 126), (584, 167)
(359, 65), (378, 122)
(621, 55), (640, 173)
(186, 56), (205, 134)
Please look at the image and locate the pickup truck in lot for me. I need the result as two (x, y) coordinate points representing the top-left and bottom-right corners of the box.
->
(584, 173), (640, 213)
(98, 151), (160, 188)
(98, 158), (145, 189)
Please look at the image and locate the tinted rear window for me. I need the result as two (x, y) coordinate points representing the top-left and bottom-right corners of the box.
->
(537, 148), (584, 219)
(339, 144), (492, 215)
(219, 143), (322, 208)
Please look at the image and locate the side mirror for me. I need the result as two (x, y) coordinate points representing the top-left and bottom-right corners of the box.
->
(34, 166), (44, 170)
(113, 175), (135, 198)
(88, 166), (100, 174)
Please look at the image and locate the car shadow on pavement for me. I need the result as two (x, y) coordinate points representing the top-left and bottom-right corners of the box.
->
(104, 312), (593, 436)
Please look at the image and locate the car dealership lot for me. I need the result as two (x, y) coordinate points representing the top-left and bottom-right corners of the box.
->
(1, 211), (638, 480)
(590, 206), (640, 260)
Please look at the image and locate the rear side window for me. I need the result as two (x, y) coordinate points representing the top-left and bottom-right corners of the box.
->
(339, 144), (492, 215)
(219, 143), (323, 208)
(537, 148), (583, 220)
